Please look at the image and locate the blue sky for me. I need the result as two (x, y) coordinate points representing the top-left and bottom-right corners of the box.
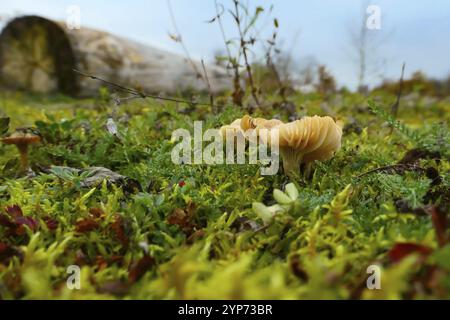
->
(1, 0), (449, 89)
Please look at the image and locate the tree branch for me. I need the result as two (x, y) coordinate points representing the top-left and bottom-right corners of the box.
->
(73, 69), (216, 107)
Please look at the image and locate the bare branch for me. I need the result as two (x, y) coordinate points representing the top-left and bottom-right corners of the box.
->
(233, 0), (261, 107)
(166, 0), (203, 81)
(201, 59), (215, 108)
(73, 69), (216, 107)
(355, 163), (425, 178)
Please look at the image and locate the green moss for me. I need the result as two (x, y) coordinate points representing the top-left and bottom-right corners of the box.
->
(0, 90), (449, 299)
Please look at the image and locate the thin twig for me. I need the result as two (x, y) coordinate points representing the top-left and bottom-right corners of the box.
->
(73, 69), (215, 107)
(355, 163), (425, 178)
(262, 25), (287, 102)
(213, 0), (234, 71)
(166, 0), (203, 80)
(201, 59), (215, 108)
(214, 0), (243, 106)
(391, 62), (406, 118)
(233, 0), (261, 107)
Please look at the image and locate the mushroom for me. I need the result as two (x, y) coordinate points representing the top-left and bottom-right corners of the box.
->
(219, 118), (248, 147)
(220, 115), (342, 177)
(244, 115), (342, 177)
(274, 116), (342, 176)
(220, 116), (283, 146)
(219, 118), (243, 137)
(240, 115), (283, 131)
(220, 115), (283, 138)
(1, 129), (41, 173)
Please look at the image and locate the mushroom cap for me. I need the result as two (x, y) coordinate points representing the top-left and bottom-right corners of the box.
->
(220, 116), (283, 142)
(278, 116), (342, 162)
(219, 118), (243, 136)
(1, 131), (41, 145)
(240, 115), (283, 131)
(220, 115), (342, 164)
(256, 115), (342, 163)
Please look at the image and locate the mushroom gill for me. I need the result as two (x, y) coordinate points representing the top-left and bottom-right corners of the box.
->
(219, 115), (342, 176)
(243, 115), (342, 176)
(275, 116), (342, 176)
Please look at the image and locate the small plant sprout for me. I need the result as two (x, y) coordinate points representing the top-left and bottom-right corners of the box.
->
(253, 183), (300, 224)
(1, 129), (41, 174)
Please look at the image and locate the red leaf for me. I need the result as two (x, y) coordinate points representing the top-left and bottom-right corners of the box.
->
(89, 207), (105, 219)
(95, 256), (108, 270)
(5, 205), (23, 219)
(14, 216), (38, 232)
(1, 205), (38, 235)
(186, 229), (205, 244)
(0, 242), (16, 263)
(167, 202), (197, 235)
(95, 255), (124, 270)
(111, 214), (129, 248)
(128, 255), (155, 283)
(427, 205), (448, 247)
(0, 214), (15, 228)
(110, 255), (124, 265)
(75, 218), (100, 233)
(43, 217), (58, 231)
(167, 208), (188, 226)
(75, 249), (89, 266)
(0, 243), (20, 264)
(388, 242), (433, 263)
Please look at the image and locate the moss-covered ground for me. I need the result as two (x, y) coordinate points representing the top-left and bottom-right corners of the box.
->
(0, 90), (448, 299)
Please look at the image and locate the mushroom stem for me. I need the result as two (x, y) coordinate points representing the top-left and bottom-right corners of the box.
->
(280, 147), (303, 177)
(16, 143), (29, 172)
(303, 162), (313, 179)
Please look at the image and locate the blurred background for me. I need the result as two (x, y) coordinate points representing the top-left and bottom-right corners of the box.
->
(0, 0), (449, 92)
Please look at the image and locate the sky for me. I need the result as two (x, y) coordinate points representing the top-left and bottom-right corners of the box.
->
(1, 0), (449, 89)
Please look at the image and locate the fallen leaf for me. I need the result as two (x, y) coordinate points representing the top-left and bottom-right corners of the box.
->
(97, 280), (130, 297)
(167, 202), (197, 235)
(89, 207), (105, 219)
(106, 117), (121, 138)
(186, 229), (205, 244)
(0, 205), (38, 235)
(387, 242), (433, 263)
(111, 214), (129, 248)
(5, 205), (23, 218)
(75, 218), (100, 233)
(95, 256), (108, 270)
(0, 242), (21, 264)
(426, 206), (449, 247)
(128, 255), (155, 283)
(43, 217), (58, 230)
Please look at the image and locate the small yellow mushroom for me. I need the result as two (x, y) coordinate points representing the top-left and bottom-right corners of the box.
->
(242, 115), (342, 177)
(240, 115), (283, 131)
(220, 115), (342, 177)
(274, 116), (342, 176)
(219, 118), (243, 137)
